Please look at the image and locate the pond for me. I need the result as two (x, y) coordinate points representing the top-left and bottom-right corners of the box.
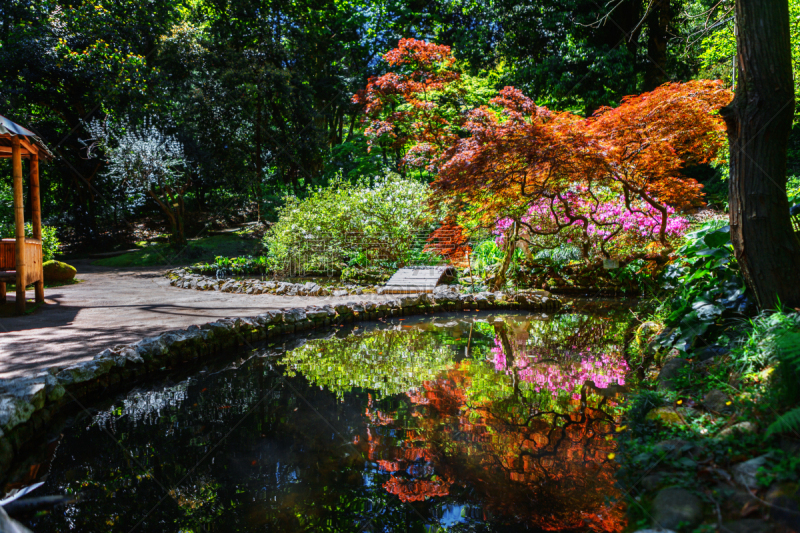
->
(10, 308), (635, 532)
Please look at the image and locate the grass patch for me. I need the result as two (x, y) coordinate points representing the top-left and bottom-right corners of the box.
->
(93, 234), (260, 268)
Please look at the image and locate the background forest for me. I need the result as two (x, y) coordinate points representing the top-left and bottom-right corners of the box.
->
(0, 0), (782, 251)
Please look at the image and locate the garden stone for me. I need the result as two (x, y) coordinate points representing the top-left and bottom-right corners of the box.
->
(719, 421), (757, 439)
(57, 359), (114, 386)
(766, 482), (800, 532)
(347, 302), (365, 314)
(3, 378), (47, 410)
(284, 308), (307, 323)
(721, 520), (775, 533)
(334, 303), (352, 315)
(161, 332), (191, 349)
(43, 260), (77, 283)
(732, 454), (771, 488)
(657, 358), (690, 391)
(305, 307), (329, 320)
(651, 487), (703, 531)
(0, 395), (35, 431)
(257, 311), (281, 325)
(116, 345), (144, 365)
(703, 389), (732, 413)
(40, 373), (65, 402)
(646, 407), (684, 426)
(400, 295), (419, 307)
(333, 290), (348, 297)
(135, 336), (168, 361)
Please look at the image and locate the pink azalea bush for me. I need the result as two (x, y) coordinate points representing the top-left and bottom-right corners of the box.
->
(493, 187), (692, 260)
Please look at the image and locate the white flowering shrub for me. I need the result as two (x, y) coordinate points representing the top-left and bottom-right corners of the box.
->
(82, 116), (189, 245)
(264, 174), (432, 274)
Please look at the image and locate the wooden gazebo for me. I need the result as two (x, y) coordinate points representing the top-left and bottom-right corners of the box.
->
(0, 115), (53, 314)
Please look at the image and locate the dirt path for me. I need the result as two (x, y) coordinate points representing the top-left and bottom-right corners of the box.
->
(0, 261), (389, 379)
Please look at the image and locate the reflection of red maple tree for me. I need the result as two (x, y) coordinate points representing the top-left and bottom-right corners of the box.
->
(360, 363), (626, 531)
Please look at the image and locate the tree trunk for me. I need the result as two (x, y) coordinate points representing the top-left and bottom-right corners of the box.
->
(493, 221), (519, 291)
(720, 0), (800, 309)
(643, 0), (670, 90)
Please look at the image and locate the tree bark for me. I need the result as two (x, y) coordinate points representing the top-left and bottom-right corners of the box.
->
(720, 0), (800, 309)
(643, 0), (670, 90)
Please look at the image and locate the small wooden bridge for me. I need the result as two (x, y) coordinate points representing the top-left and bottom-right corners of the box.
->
(381, 266), (457, 294)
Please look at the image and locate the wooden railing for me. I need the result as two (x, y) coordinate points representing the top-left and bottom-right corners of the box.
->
(0, 238), (43, 286)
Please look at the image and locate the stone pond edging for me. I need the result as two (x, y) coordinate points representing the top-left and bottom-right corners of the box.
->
(0, 289), (561, 481)
(166, 268), (371, 296)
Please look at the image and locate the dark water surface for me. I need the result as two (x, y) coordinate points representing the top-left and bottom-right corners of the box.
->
(11, 309), (634, 532)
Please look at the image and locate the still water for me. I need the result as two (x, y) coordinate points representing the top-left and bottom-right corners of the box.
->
(13, 310), (633, 532)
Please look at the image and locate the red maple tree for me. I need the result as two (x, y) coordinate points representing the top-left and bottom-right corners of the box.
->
(355, 41), (732, 267)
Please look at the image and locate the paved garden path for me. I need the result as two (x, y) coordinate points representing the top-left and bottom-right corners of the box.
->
(0, 260), (390, 379)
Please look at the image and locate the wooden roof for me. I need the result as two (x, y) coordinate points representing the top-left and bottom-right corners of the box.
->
(0, 115), (54, 161)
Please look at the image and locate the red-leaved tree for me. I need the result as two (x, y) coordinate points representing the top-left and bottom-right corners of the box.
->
(356, 41), (733, 288)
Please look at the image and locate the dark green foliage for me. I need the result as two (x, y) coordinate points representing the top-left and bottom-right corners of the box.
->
(627, 390), (664, 427)
(1, 0), (717, 247)
(656, 221), (752, 353)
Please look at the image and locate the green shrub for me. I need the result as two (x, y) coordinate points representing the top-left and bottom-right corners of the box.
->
(0, 222), (61, 262)
(263, 173), (432, 274)
(194, 255), (267, 276)
(655, 220), (750, 352)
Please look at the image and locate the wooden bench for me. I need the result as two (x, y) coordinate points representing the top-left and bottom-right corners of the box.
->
(0, 238), (43, 304)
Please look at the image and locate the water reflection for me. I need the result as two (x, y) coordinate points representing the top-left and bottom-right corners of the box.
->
(13, 311), (631, 532)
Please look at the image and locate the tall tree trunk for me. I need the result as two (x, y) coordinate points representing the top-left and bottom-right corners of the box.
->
(720, 0), (800, 309)
(643, 0), (670, 90)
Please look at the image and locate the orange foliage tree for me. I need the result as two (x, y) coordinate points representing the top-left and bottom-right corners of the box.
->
(354, 40), (733, 275)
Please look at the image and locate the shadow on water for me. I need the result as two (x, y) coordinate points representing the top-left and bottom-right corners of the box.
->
(8, 307), (637, 532)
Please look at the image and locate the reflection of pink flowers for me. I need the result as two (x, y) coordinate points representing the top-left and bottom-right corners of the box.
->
(490, 338), (628, 397)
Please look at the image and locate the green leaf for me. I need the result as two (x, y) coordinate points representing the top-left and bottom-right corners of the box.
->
(703, 226), (731, 248)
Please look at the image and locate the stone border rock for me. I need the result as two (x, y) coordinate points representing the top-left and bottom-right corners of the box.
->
(0, 289), (561, 480)
(166, 268), (374, 296)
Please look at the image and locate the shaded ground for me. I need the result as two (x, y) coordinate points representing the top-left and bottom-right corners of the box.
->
(0, 260), (389, 379)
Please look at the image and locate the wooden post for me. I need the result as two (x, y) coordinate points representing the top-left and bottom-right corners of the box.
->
(31, 153), (44, 303)
(30, 154), (41, 240)
(12, 136), (26, 314)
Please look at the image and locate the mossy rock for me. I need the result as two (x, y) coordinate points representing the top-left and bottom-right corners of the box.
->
(646, 406), (684, 426)
(43, 260), (77, 282)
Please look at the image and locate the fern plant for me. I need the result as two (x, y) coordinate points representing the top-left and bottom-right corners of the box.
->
(766, 326), (800, 437)
(767, 408), (800, 437)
